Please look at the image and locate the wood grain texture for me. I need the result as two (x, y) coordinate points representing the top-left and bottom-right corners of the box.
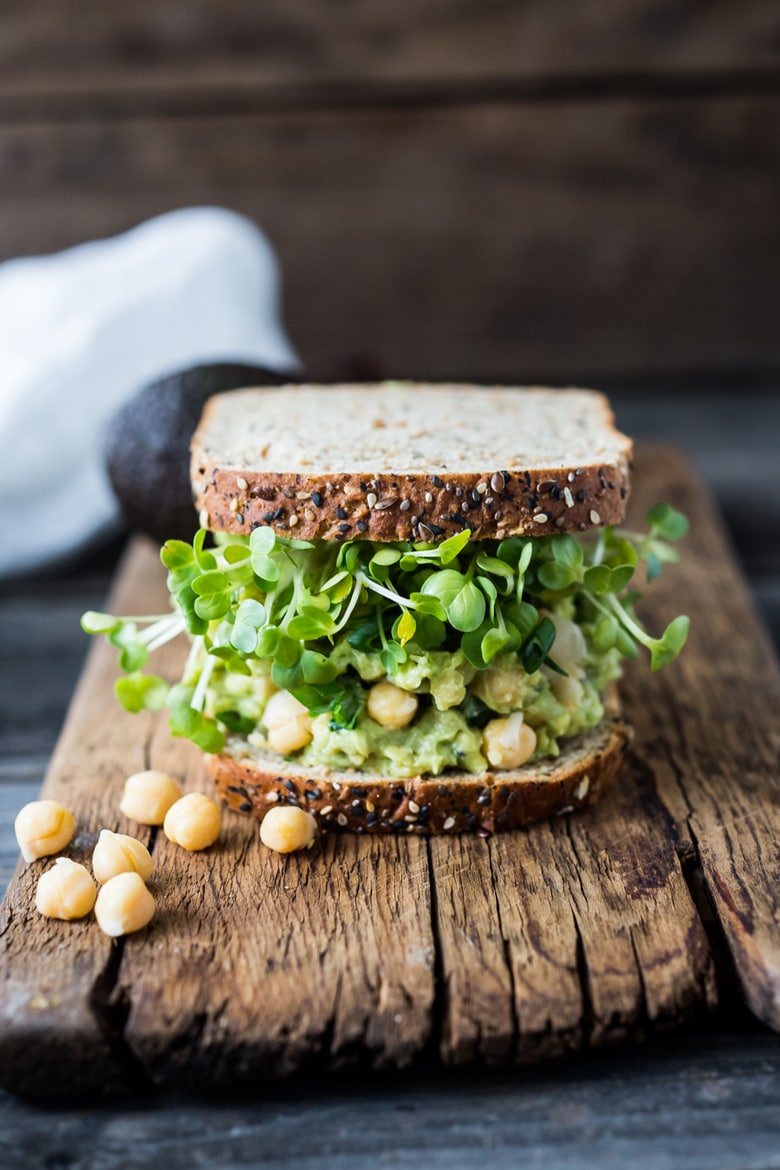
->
(1, 0), (777, 98)
(0, 98), (777, 383)
(0, 446), (778, 1100)
(624, 449), (780, 1030)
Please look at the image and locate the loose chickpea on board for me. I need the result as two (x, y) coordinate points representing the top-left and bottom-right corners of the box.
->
(92, 829), (153, 883)
(120, 770), (182, 826)
(163, 793), (221, 851)
(35, 859), (97, 921)
(14, 800), (76, 863)
(260, 806), (317, 854)
(94, 872), (156, 937)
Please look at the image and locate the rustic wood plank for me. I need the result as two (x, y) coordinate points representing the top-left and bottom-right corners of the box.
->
(124, 698), (435, 1084)
(0, 99), (777, 382)
(1, 446), (778, 1100)
(430, 748), (716, 1065)
(623, 449), (780, 1031)
(428, 835), (516, 1063)
(1, 0), (777, 98)
(559, 767), (715, 1040)
(0, 545), (162, 1098)
(0, 541), (436, 1096)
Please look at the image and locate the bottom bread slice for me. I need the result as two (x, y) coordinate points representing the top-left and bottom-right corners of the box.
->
(209, 698), (632, 834)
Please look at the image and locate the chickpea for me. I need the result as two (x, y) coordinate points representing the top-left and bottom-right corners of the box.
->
(260, 805), (317, 854)
(35, 858), (96, 920)
(482, 712), (537, 770)
(15, 800), (76, 864)
(551, 673), (584, 709)
(94, 872), (155, 937)
(262, 690), (312, 755)
(366, 681), (418, 729)
(544, 611), (586, 672)
(163, 792), (221, 851)
(120, 770), (182, 826)
(92, 829), (153, 884)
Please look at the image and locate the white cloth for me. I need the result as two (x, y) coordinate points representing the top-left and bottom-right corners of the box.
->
(0, 207), (299, 577)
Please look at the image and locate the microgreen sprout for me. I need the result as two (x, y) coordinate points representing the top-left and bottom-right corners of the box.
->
(81, 503), (689, 751)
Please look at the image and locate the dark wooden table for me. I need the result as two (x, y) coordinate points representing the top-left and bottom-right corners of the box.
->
(1, 390), (778, 1168)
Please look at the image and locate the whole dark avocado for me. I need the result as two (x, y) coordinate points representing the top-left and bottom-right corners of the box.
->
(104, 363), (290, 544)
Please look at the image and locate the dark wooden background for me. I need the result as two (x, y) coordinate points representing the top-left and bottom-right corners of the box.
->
(1, 1), (779, 385)
(2, 0), (779, 635)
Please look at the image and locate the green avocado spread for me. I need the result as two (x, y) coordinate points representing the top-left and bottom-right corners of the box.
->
(205, 599), (622, 779)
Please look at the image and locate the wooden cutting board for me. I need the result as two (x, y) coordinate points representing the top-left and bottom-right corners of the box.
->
(1, 448), (778, 1100)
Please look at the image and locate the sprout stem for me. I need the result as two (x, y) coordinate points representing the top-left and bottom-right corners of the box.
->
(183, 635), (205, 684)
(333, 576), (365, 632)
(359, 574), (417, 609)
(191, 653), (216, 712)
(143, 614), (186, 651)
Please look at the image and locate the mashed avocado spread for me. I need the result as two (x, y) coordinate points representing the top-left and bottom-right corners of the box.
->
(205, 604), (623, 778)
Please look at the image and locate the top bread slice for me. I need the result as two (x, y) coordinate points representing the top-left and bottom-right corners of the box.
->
(191, 383), (633, 543)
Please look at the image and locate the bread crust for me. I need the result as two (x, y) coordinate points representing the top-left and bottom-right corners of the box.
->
(191, 385), (632, 543)
(209, 714), (632, 834)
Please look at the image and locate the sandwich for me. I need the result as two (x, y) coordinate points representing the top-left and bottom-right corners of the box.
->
(83, 383), (689, 833)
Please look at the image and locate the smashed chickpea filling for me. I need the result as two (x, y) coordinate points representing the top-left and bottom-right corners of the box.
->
(209, 602), (623, 779)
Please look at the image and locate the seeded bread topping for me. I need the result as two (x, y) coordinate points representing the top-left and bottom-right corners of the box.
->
(191, 384), (632, 542)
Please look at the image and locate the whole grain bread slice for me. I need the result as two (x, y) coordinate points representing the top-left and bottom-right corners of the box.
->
(191, 383), (632, 543)
(209, 693), (632, 835)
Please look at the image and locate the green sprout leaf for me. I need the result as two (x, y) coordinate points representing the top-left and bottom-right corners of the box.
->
(583, 565), (612, 594)
(551, 534), (584, 572)
(650, 614), (690, 670)
(448, 580), (486, 633)
(438, 529), (471, 564)
(250, 527), (277, 554)
(287, 607), (338, 641)
(192, 528), (217, 570)
(380, 642), (407, 675)
(537, 561), (576, 592)
(81, 611), (122, 635)
(646, 503), (689, 542)
(109, 623), (148, 673)
(114, 672), (169, 713)
(161, 539), (196, 572)
(169, 705), (225, 753)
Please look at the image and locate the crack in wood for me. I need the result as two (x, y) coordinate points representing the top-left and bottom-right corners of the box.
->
(571, 913), (594, 1050)
(86, 938), (150, 1094)
(486, 837), (519, 1063)
(424, 835), (449, 1065)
